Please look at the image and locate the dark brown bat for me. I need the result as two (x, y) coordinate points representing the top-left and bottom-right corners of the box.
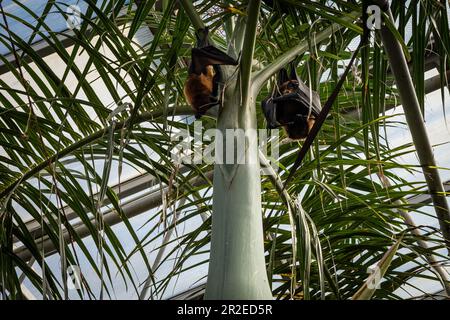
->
(261, 62), (321, 140)
(261, 42), (363, 189)
(184, 28), (238, 119)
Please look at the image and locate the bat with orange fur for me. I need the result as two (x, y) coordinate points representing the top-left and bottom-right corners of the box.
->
(184, 28), (238, 119)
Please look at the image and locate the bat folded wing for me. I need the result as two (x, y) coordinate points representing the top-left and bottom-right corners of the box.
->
(191, 46), (238, 74)
(296, 80), (322, 116)
(272, 91), (321, 117)
(261, 97), (279, 129)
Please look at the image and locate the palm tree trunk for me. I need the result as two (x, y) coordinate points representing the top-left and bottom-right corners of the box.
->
(204, 0), (273, 300)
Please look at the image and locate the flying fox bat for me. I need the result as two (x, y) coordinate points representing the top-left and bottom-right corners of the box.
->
(261, 62), (322, 140)
(184, 28), (238, 119)
(261, 42), (363, 189)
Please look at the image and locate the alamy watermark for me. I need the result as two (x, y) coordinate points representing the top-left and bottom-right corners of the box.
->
(171, 121), (280, 175)
(366, 5), (382, 30)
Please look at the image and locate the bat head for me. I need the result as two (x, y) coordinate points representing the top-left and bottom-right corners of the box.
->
(279, 80), (299, 95)
(278, 61), (301, 94)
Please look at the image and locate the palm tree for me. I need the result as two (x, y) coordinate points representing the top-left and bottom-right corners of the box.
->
(0, 0), (449, 300)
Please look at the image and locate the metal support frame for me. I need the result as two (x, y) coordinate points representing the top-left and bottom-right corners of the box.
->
(14, 170), (213, 261)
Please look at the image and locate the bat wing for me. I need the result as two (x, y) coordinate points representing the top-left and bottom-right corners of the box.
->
(289, 61), (299, 82)
(190, 46), (238, 75)
(289, 62), (321, 116)
(272, 81), (322, 117)
(296, 79), (322, 117)
(261, 96), (279, 129)
(278, 67), (289, 86)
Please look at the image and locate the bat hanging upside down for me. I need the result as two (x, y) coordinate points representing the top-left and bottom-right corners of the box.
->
(184, 28), (238, 119)
(261, 62), (322, 140)
(263, 41), (363, 189)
